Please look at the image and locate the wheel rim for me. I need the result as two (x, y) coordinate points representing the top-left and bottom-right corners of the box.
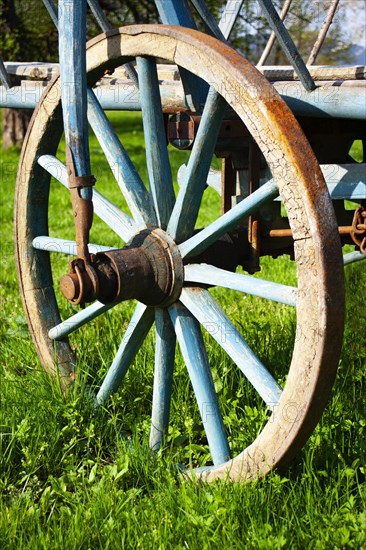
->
(15, 25), (344, 480)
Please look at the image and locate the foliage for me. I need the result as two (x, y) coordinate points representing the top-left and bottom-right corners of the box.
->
(0, 1), (354, 65)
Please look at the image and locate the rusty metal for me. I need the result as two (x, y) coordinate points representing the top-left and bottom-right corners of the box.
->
(168, 115), (250, 149)
(351, 206), (366, 253)
(60, 228), (184, 307)
(266, 225), (360, 238)
(66, 145), (96, 263)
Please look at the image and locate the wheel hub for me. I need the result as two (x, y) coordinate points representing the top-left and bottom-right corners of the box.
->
(60, 228), (184, 307)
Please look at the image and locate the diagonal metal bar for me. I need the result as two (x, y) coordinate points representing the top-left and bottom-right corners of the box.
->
(167, 91), (226, 243)
(179, 180), (279, 259)
(38, 154), (136, 242)
(257, 0), (315, 91)
(136, 56), (175, 228)
(180, 288), (282, 407)
(150, 309), (176, 451)
(96, 303), (155, 406)
(184, 264), (297, 306)
(87, 88), (156, 227)
(169, 302), (231, 466)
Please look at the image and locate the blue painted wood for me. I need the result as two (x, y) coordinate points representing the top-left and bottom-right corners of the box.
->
(218, 0), (244, 39)
(150, 309), (176, 451)
(2, 82), (366, 121)
(184, 264), (297, 306)
(169, 302), (231, 466)
(155, 0), (196, 26)
(167, 91), (226, 242)
(180, 288), (283, 407)
(136, 56), (175, 228)
(200, 163), (366, 201)
(343, 251), (366, 265)
(87, 88), (156, 227)
(179, 180), (279, 259)
(154, 0), (208, 112)
(42, 0), (58, 26)
(96, 304), (155, 405)
(49, 301), (114, 341)
(0, 56), (10, 90)
(86, 0), (138, 82)
(32, 236), (116, 256)
(58, 0), (92, 200)
(257, 0), (315, 92)
(37, 154), (136, 242)
(189, 0), (226, 41)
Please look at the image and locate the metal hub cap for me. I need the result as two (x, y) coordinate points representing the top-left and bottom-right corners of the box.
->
(60, 228), (184, 307)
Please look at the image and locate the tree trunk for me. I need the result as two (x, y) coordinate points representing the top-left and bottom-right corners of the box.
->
(2, 107), (33, 149)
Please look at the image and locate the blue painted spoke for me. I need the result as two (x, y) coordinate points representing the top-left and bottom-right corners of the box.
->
(49, 301), (115, 341)
(218, 1), (243, 39)
(343, 251), (366, 265)
(96, 304), (155, 406)
(32, 236), (116, 256)
(0, 56), (10, 89)
(87, 88), (156, 227)
(184, 264), (297, 307)
(179, 180), (279, 259)
(59, 0), (92, 199)
(136, 56), (175, 228)
(38, 154), (136, 242)
(167, 91), (226, 243)
(169, 302), (231, 466)
(257, 0), (315, 91)
(150, 309), (176, 451)
(180, 288), (282, 407)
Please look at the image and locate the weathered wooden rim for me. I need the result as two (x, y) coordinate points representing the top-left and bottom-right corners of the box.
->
(15, 25), (345, 481)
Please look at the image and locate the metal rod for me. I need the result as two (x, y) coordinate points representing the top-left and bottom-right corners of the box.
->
(307, 0), (340, 66)
(257, 0), (292, 67)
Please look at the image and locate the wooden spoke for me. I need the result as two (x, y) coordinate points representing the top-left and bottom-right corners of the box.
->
(136, 56), (175, 228)
(38, 154), (136, 242)
(96, 304), (155, 406)
(180, 288), (282, 407)
(169, 302), (231, 466)
(87, 88), (156, 227)
(184, 264), (297, 306)
(149, 309), (176, 451)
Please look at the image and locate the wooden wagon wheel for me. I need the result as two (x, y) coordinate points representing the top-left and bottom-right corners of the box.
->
(15, 25), (344, 481)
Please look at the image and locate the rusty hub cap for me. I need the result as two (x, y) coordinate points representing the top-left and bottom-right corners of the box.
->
(60, 228), (184, 307)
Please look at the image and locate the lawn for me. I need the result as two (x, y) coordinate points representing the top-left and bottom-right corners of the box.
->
(0, 112), (365, 549)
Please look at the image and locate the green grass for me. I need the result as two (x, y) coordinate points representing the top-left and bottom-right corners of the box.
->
(0, 114), (365, 549)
